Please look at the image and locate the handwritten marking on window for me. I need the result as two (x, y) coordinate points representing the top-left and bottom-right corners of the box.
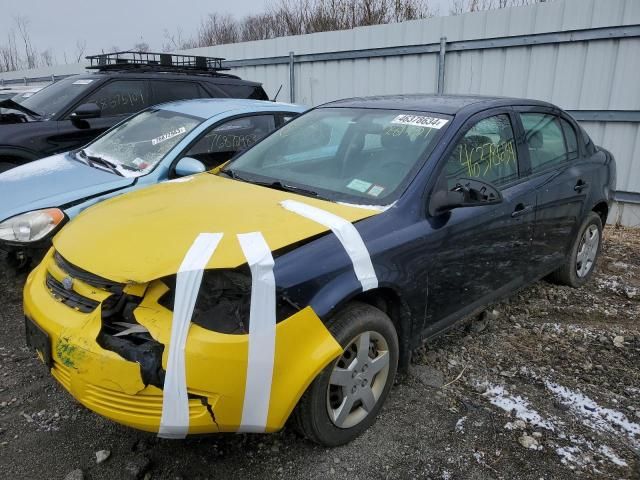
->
(458, 140), (516, 178)
(208, 133), (260, 151)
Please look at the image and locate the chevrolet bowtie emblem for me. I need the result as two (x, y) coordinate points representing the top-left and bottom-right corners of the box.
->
(62, 276), (74, 291)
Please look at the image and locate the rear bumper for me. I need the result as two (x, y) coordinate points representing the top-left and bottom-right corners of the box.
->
(23, 251), (342, 434)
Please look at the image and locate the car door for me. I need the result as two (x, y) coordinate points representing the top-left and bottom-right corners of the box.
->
(177, 113), (278, 172)
(515, 107), (590, 272)
(422, 110), (537, 334)
(51, 79), (151, 153)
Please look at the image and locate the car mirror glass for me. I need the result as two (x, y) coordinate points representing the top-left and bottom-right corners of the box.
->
(430, 177), (502, 215)
(175, 156), (206, 177)
(70, 103), (101, 121)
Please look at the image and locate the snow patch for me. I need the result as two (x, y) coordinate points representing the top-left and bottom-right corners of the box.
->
(455, 416), (466, 434)
(544, 381), (640, 448)
(483, 384), (555, 431)
(598, 445), (628, 467)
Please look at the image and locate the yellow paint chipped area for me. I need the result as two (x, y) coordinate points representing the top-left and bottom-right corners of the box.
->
(25, 258), (343, 433)
(53, 174), (379, 283)
(24, 252), (145, 396)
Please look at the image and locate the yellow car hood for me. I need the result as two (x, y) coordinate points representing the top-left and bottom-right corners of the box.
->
(53, 174), (379, 283)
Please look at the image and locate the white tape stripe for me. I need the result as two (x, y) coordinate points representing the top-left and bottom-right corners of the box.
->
(237, 232), (276, 433)
(158, 233), (223, 439)
(280, 199), (378, 291)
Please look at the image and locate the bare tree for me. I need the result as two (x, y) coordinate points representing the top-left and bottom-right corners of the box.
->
(74, 39), (87, 63)
(14, 16), (38, 69)
(133, 41), (151, 52)
(0, 29), (20, 72)
(40, 49), (54, 66)
(450, 0), (545, 14)
(197, 13), (241, 46)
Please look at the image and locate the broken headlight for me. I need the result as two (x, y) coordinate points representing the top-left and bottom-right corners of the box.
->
(158, 269), (300, 334)
(0, 208), (65, 243)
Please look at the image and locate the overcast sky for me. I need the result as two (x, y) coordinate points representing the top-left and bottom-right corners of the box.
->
(1, 0), (453, 63)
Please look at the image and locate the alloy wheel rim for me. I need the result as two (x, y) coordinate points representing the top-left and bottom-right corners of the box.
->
(326, 330), (390, 429)
(576, 224), (600, 278)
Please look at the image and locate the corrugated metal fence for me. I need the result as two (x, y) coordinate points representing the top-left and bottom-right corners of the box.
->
(2, 0), (639, 225)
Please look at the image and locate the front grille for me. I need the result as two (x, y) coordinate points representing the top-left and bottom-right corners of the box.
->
(54, 252), (124, 293)
(45, 273), (100, 313)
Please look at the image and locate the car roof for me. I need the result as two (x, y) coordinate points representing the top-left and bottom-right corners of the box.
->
(320, 94), (556, 115)
(155, 98), (307, 119)
(69, 72), (262, 87)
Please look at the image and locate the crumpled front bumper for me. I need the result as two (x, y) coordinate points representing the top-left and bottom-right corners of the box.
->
(23, 250), (342, 434)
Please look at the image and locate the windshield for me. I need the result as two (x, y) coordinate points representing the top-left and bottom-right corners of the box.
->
(81, 107), (203, 176)
(20, 76), (96, 118)
(224, 107), (450, 204)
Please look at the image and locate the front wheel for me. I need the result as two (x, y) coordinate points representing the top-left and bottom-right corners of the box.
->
(549, 211), (603, 287)
(293, 302), (399, 446)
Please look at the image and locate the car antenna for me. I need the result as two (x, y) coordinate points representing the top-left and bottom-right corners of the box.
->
(272, 84), (283, 102)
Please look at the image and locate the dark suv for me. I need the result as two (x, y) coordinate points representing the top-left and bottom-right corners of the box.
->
(0, 52), (268, 172)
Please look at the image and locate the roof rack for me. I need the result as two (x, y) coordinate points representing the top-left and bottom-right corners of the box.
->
(85, 51), (230, 74)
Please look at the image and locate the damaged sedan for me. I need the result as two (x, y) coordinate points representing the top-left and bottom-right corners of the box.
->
(23, 95), (615, 446)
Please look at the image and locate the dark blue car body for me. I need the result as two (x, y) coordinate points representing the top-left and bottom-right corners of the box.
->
(267, 95), (616, 367)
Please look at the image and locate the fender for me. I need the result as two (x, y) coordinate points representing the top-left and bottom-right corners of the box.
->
(308, 270), (414, 369)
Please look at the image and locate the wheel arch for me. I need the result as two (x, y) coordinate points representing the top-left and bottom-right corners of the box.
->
(591, 200), (609, 226)
(309, 274), (413, 373)
(0, 146), (40, 166)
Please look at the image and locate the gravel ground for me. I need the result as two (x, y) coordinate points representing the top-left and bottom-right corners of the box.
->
(0, 226), (638, 480)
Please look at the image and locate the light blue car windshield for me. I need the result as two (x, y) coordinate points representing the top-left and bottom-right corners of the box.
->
(82, 108), (203, 176)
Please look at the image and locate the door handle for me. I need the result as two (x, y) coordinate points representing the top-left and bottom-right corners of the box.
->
(574, 180), (589, 192)
(511, 203), (534, 218)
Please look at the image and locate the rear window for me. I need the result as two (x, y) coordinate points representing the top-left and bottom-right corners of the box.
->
(151, 81), (209, 104)
(218, 83), (268, 100)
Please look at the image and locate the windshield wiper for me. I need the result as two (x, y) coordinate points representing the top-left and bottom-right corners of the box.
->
(219, 169), (325, 199)
(266, 181), (322, 198)
(79, 149), (123, 177)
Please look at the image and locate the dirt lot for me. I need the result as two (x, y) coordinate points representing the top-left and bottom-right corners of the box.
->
(0, 226), (638, 480)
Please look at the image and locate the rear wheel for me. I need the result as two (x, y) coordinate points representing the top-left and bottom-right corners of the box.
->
(549, 212), (603, 287)
(293, 302), (398, 446)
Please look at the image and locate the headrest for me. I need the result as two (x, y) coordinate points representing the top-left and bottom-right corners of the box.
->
(464, 135), (492, 149)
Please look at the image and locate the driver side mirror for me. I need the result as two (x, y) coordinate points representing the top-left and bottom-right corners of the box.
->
(175, 156), (206, 177)
(429, 177), (503, 216)
(70, 103), (101, 121)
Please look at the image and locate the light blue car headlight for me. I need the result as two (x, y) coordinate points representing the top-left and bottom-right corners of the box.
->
(0, 208), (65, 243)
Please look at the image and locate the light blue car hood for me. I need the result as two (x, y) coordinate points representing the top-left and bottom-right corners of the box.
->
(0, 153), (135, 222)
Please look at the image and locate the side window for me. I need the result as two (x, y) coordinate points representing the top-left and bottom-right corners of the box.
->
(82, 80), (148, 117)
(560, 118), (579, 160)
(521, 113), (569, 173)
(443, 114), (518, 189)
(185, 115), (276, 169)
(151, 81), (208, 104)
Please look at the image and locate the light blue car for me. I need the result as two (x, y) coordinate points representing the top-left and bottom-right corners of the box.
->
(0, 98), (306, 267)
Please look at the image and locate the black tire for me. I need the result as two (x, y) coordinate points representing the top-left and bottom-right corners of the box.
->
(293, 301), (399, 447)
(549, 212), (603, 287)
